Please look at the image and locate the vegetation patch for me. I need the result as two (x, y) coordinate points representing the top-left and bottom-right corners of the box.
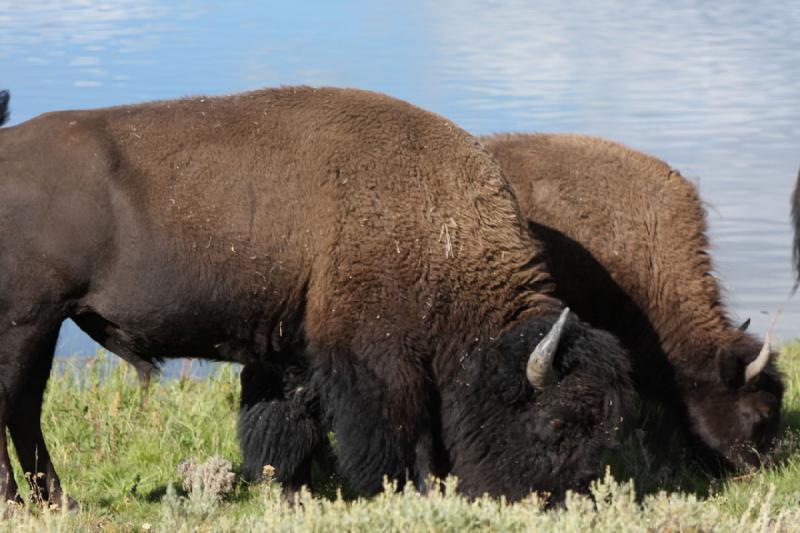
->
(1, 342), (798, 532)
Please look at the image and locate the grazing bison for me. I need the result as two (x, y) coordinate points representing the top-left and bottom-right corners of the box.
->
(480, 133), (784, 471)
(0, 89), (632, 505)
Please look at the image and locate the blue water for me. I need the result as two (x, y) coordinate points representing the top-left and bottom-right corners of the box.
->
(3, 0), (799, 355)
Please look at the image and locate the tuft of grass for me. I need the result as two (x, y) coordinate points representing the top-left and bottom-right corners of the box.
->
(0, 343), (797, 531)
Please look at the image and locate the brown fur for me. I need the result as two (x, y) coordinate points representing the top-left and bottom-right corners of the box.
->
(0, 88), (635, 503)
(481, 133), (784, 470)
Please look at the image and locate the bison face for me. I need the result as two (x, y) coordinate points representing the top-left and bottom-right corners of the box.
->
(440, 310), (635, 502)
(685, 338), (783, 471)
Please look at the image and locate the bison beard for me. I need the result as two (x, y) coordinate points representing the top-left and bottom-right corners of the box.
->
(480, 133), (784, 472)
(0, 88), (634, 504)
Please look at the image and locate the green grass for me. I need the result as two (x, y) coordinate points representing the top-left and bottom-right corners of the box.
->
(1, 343), (799, 532)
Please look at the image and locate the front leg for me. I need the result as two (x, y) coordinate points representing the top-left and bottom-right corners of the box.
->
(238, 361), (329, 494)
(311, 348), (438, 495)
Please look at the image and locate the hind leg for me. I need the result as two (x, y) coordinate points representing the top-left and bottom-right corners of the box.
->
(0, 308), (67, 506)
(8, 341), (71, 507)
(238, 361), (328, 494)
(0, 389), (21, 505)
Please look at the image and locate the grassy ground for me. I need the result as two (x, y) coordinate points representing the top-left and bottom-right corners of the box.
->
(1, 342), (799, 532)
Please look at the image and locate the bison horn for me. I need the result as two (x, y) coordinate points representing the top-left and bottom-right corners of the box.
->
(744, 332), (771, 382)
(738, 318), (751, 332)
(744, 308), (782, 382)
(526, 307), (569, 389)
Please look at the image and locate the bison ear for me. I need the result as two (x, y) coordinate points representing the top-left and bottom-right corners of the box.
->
(716, 348), (745, 389)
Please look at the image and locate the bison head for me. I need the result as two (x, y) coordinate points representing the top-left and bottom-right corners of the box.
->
(683, 331), (783, 471)
(439, 309), (635, 502)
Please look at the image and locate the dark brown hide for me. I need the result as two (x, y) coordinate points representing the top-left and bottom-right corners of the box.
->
(0, 89), (631, 503)
(480, 133), (784, 470)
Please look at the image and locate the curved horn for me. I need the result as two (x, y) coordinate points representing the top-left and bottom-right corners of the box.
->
(526, 307), (570, 388)
(744, 308), (782, 382)
(744, 332), (771, 382)
(738, 318), (751, 332)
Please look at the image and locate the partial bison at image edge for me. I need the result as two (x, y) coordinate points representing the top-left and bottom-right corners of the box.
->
(0, 88), (633, 506)
(481, 132), (785, 472)
(793, 167), (800, 292)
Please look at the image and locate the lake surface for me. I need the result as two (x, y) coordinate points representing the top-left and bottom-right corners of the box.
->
(3, 0), (798, 357)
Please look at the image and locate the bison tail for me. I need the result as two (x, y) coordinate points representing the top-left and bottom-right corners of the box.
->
(793, 167), (800, 293)
(0, 90), (9, 127)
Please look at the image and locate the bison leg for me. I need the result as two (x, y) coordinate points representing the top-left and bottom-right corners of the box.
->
(0, 308), (69, 507)
(8, 362), (73, 508)
(0, 388), (21, 506)
(238, 361), (328, 494)
(311, 353), (437, 495)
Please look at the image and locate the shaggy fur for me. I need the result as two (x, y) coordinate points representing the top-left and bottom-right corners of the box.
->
(238, 358), (332, 492)
(480, 133), (784, 471)
(0, 89), (632, 504)
(442, 317), (632, 502)
(238, 312), (634, 502)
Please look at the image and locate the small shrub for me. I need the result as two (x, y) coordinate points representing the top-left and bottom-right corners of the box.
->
(176, 456), (236, 504)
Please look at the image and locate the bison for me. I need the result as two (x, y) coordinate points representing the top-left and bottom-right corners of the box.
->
(479, 133), (784, 472)
(793, 167), (800, 292)
(0, 89), (633, 505)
